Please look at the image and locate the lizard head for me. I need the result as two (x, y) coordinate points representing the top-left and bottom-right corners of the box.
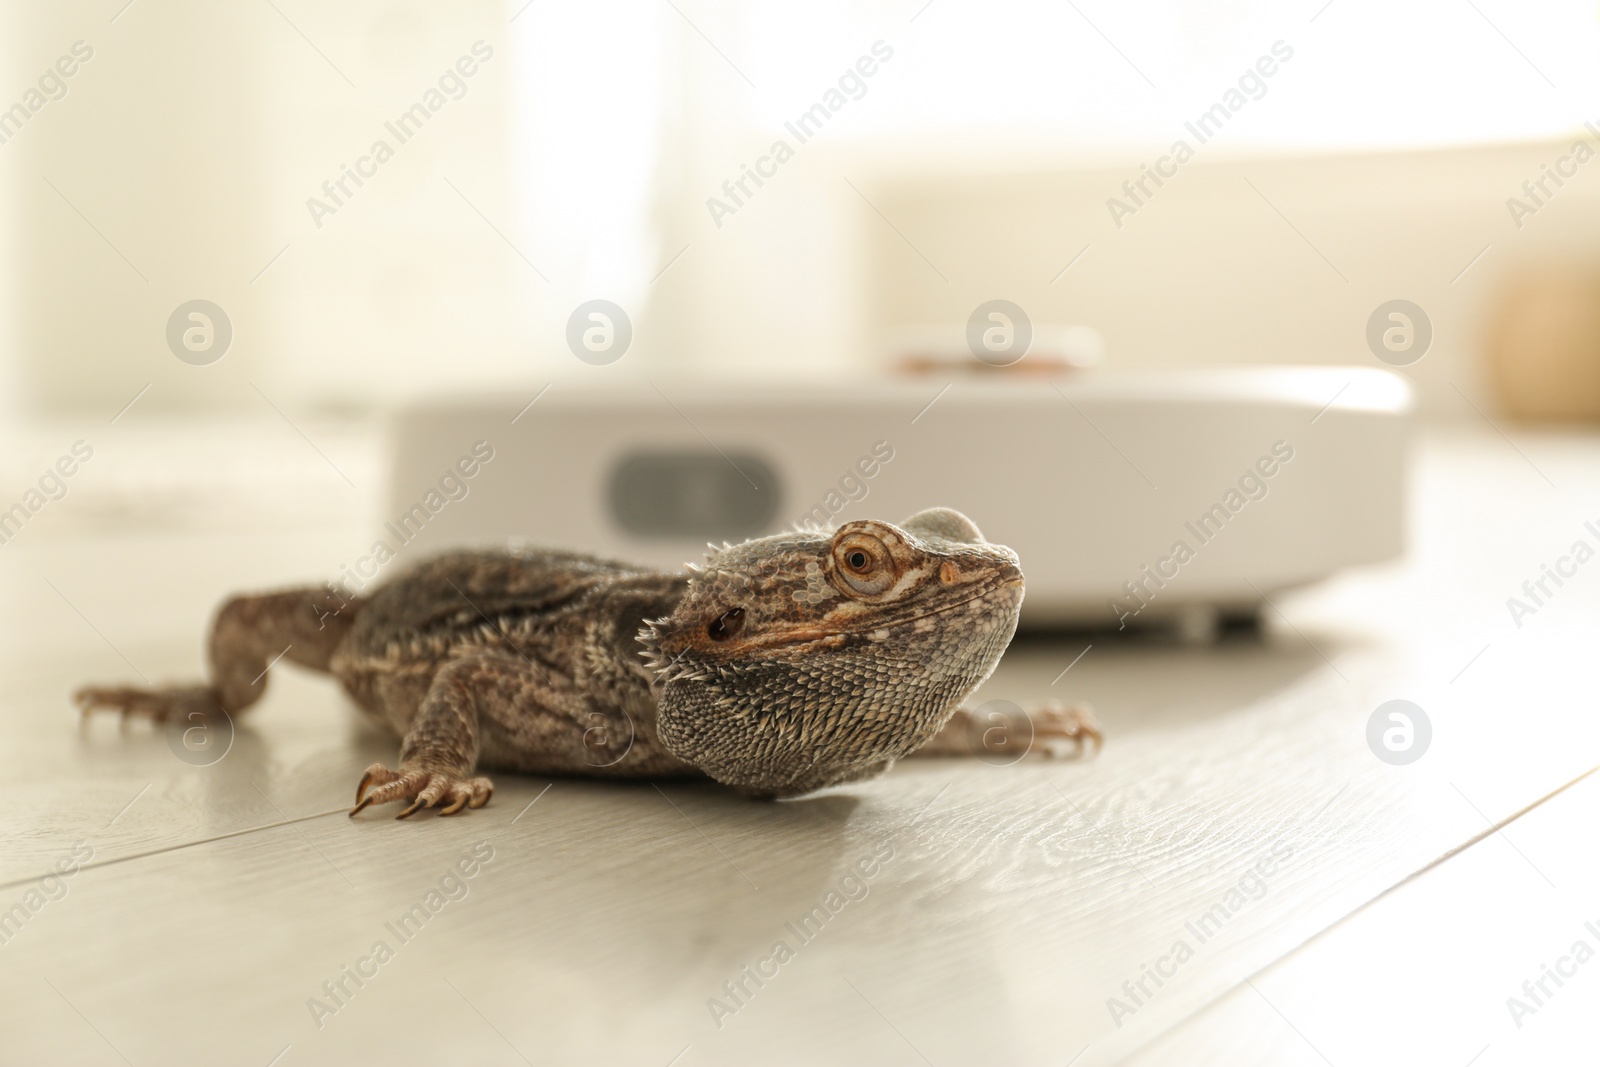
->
(638, 507), (1023, 798)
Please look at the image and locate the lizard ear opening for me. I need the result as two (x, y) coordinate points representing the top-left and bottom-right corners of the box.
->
(706, 608), (745, 641)
(899, 507), (985, 545)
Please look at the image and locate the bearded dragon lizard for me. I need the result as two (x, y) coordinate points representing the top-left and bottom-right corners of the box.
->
(75, 508), (1098, 816)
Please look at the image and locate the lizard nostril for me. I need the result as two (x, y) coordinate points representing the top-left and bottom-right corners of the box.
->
(939, 561), (959, 584)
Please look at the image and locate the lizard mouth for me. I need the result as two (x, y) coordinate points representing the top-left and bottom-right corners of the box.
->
(731, 580), (1021, 652)
(895, 580), (1022, 625)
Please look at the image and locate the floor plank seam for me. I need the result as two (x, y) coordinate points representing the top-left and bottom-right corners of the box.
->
(1112, 761), (1600, 1065)
(0, 807), (348, 891)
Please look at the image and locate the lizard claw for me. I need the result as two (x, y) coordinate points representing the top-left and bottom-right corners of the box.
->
(1030, 700), (1103, 758)
(396, 798), (429, 820)
(348, 762), (494, 820)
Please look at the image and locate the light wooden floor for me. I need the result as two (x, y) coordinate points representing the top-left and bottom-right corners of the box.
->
(0, 420), (1595, 1066)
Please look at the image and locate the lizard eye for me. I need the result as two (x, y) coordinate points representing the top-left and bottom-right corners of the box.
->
(831, 533), (897, 598)
(706, 608), (745, 641)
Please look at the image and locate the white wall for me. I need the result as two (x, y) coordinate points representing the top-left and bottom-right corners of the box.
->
(6, 1), (1599, 419)
(850, 140), (1600, 419)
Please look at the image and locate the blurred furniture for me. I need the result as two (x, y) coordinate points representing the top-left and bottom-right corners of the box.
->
(389, 368), (1410, 630)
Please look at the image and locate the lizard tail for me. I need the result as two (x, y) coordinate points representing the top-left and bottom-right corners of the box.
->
(75, 584), (366, 723)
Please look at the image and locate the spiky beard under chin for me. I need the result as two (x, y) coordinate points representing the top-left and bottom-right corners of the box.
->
(641, 618), (1016, 796)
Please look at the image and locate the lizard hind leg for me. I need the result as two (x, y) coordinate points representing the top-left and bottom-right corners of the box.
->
(75, 584), (362, 724)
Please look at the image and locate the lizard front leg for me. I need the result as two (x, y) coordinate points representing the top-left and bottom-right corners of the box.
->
(351, 653), (497, 819)
(909, 700), (1102, 760)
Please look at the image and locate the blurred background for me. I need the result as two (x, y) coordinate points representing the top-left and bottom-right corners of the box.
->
(3, 0), (1600, 629)
(4, 0), (1600, 420)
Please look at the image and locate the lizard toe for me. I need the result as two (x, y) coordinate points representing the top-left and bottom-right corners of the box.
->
(414, 776), (452, 810)
(75, 684), (217, 727)
(353, 763), (402, 802)
(444, 778), (494, 814)
(354, 770), (427, 810)
(350, 766), (494, 819)
(1031, 700), (1102, 758)
(351, 763), (401, 812)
